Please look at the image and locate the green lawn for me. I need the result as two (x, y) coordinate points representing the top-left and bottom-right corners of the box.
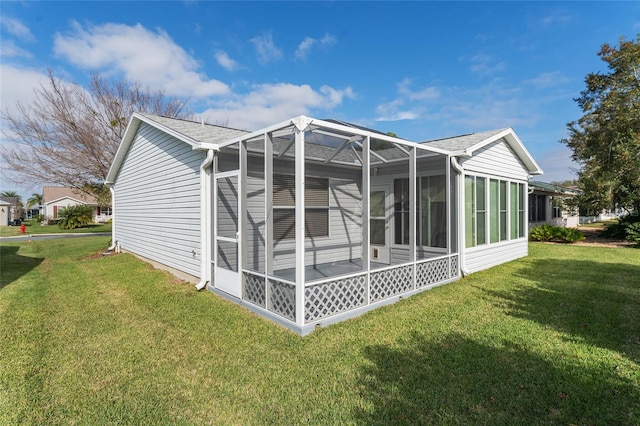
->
(0, 220), (111, 237)
(1, 238), (638, 424)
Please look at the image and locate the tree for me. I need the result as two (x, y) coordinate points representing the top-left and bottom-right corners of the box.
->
(27, 193), (43, 209)
(562, 35), (640, 214)
(57, 204), (94, 229)
(1, 70), (193, 201)
(0, 190), (20, 199)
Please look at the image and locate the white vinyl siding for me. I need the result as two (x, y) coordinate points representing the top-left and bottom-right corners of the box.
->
(462, 138), (530, 180)
(113, 122), (203, 277)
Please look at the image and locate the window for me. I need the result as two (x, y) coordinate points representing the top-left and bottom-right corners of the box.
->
(273, 174), (329, 240)
(100, 206), (112, 216)
(552, 199), (562, 219)
(465, 176), (487, 248)
(466, 177), (525, 247)
(528, 194), (546, 222)
(510, 182), (525, 239)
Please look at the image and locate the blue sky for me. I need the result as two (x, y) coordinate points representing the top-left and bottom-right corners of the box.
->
(1, 1), (638, 200)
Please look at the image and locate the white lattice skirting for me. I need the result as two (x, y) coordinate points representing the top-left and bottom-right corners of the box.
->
(243, 255), (459, 325)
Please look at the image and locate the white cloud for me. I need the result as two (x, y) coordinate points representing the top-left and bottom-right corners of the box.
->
(295, 33), (336, 60)
(53, 22), (229, 98)
(374, 78), (438, 122)
(198, 83), (354, 130)
(525, 71), (569, 88)
(250, 32), (283, 64)
(375, 99), (419, 122)
(397, 78), (439, 100)
(215, 50), (239, 71)
(470, 53), (506, 75)
(0, 16), (35, 41)
(0, 64), (48, 116)
(0, 40), (32, 59)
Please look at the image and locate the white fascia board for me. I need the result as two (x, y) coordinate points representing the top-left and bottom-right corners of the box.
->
(45, 196), (91, 206)
(463, 128), (543, 175)
(195, 142), (219, 151)
(105, 112), (201, 184)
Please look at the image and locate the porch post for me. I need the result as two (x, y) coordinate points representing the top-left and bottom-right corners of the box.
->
(294, 127), (306, 326)
(446, 155), (451, 256)
(362, 135), (370, 302)
(265, 132), (273, 277)
(409, 146), (416, 288)
(240, 140), (248, 295)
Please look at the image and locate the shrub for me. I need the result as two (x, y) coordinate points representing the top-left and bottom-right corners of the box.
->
(57, 205), (94, 229)
(529, 224), (555, 242)
(529, 224), (585, 244)
(601, 214), (640, 247)
(555, 227), (586, 243)
(625, 222), (640, 247)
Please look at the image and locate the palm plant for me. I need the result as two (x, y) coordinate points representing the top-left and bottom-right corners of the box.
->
(27, 193), (43, 209)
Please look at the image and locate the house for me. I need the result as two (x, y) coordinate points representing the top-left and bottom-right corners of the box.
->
(528, 181), (580, 228)
(0, 196), (22, 225)
(106, 113), (542, 335)
(42, 186), (112, 223)
(0, 199), (11, 226)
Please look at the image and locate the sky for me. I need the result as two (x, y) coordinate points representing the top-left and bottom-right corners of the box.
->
(1, 1), (638, 201)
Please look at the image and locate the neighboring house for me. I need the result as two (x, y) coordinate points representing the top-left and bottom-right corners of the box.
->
(0, 199), (11, 226)
(528, 181), (580, 228)
(106, 113), (542, 335)
(43, 186), (112, 223)
(0, 196), (22, 225)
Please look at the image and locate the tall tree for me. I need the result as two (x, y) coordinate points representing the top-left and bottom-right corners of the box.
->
(27, 193), (43, 209)
(562, 35), (640, 214)
(1, 70), (193, 202)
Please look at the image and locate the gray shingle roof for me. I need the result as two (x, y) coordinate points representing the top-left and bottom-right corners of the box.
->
(137, 113), (249, 145)
(420, 128), (509, 151)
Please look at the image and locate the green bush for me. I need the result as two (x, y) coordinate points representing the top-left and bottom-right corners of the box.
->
(529, 224), (585, 244)
(529, 224), (555, 242)
(625, 222), (640, 247)
(601, 214), (640, 247)
(57, 205), (94, 229)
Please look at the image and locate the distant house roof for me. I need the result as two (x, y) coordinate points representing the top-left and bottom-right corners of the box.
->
(0, 199), (11, 206)
(0, 196), (19, 205)
(43, 186), (99, 205)
(530, 181), (581, 195)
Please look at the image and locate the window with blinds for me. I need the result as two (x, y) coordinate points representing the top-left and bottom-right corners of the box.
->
(273, 174), (329, 240)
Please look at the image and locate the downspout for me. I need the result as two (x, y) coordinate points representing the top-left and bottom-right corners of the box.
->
(450, 156), (471, 277)
(196, 149), (215, 290)
(107, 185), (119, 252)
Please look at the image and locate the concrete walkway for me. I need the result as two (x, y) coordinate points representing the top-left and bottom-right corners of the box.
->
(0, 232), (111, 243)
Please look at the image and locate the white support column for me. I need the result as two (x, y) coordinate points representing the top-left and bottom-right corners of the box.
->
(409, 147), (416, 263)
(362, 136), (370, 303)
(240, 141), (248, 292)
(446, 155), (451, 256)
(294, 128), (306, 326)
(265, 133), (273, 278)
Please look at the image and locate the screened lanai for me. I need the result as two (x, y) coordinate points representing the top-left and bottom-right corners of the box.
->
(211, 116), (460, 333)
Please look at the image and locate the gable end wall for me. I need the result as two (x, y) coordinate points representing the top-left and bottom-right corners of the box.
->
(461, 138), (530, 181)
(113, 122), (204, 277)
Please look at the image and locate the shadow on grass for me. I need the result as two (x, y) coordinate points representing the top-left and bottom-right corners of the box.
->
(357, 332), (637, 425)
(0, 245), (44, 290)
(483, 259), (640, 364)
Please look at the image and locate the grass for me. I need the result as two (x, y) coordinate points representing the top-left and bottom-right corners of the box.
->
(0, 220), (111, 237)
(1, 238), (638, 424)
